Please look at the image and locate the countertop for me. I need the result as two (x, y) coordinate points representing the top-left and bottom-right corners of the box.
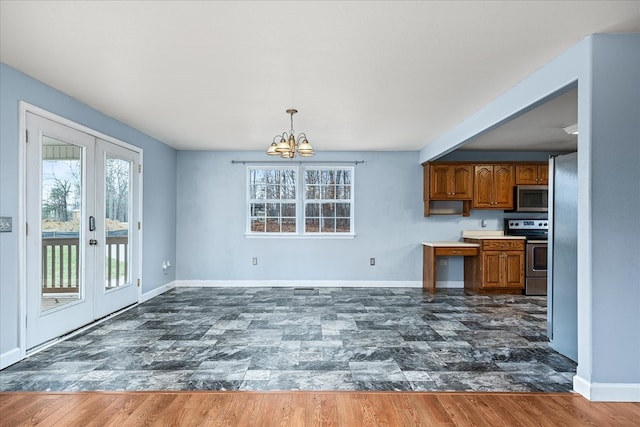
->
(462, 230), (526, 240)
(422, 231), (528, 246)
(462, 235), (526, 240)
(422, 241), (480, 247)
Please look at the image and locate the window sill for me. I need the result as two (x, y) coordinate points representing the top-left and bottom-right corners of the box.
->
(245, 233), (356, 240)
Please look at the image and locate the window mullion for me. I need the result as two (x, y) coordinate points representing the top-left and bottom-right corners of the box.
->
(298, 166), (304, 234)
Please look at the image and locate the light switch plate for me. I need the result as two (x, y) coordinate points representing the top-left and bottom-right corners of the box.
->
(0, 217), (12, 232)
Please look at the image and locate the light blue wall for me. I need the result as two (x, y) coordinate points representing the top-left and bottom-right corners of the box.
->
(0, 63), (177, 358)
(176, 150), (523, 283)
(176, 150), (423, 282)
(587, 35), (640, 386)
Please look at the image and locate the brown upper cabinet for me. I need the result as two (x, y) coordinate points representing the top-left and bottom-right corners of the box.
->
(428, 163), (473, 200)
(423, 161), (547, 216)
(423, 163), (473, 216)
(473, 164), (515, 209)
(515, 163), (549, 185)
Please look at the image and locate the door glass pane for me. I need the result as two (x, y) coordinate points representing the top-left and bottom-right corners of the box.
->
(104, 154), (131, 290)
(41, 137), (83, 312)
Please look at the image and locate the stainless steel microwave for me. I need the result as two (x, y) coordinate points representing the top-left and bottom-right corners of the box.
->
(515, 185), (548, 212)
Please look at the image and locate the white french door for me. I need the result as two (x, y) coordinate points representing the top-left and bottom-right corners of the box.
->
(25, 113), (140, 350)
(93, 138), (139, 319)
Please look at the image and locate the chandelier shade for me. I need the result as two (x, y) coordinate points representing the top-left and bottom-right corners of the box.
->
(267, 109), (314, 158)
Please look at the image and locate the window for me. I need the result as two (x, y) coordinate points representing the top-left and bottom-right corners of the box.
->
(303, 168), (352, 233)
(247, 166), (354, 236)
(248, 167), (297, 233)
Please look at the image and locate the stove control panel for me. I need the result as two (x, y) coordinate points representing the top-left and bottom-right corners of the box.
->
(506, 219), (548, 230)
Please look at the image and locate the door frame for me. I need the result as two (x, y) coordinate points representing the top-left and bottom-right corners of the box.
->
(17, 101), (144, 359)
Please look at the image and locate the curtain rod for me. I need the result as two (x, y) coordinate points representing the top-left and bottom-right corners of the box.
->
(231, 160), (365, 165)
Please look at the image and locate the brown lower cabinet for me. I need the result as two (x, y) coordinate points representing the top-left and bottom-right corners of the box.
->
(463, 238), (525, 294)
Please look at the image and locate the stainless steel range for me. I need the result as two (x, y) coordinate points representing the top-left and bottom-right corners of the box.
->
(504, 219), (548, 295)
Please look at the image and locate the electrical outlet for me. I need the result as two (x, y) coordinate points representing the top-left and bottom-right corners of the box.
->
(0, 217), (11, 232)
(370, 258), (375, 266)
(252, 257), (258, 266)
(439, 259), (448, 267)
(162, 260), (171, 273)
(481, 219), (488, 228)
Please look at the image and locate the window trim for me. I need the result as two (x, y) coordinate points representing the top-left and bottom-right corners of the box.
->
(245, 165), (355, 238)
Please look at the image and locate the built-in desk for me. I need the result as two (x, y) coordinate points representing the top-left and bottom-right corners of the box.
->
(421, 242), (480, 292)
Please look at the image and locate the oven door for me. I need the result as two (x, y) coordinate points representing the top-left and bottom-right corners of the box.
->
(526, 242), (548, 277)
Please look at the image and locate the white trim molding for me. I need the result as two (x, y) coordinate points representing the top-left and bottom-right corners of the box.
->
(574, 375), (640, 402)
(175, 280), (422, 288)
(0, 348), (22, 370)
(141, 281), (177, 303)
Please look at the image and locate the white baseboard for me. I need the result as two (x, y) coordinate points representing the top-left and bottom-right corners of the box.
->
(175, 280), (423, 288)
(141, 280), (177, 302)
(0, 347), (22, 370)
(574, 374), (640, 402)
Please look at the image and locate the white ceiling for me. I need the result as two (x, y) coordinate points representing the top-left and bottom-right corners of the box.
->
(461, 87), (578, 152)
(1, 1), (639, 152)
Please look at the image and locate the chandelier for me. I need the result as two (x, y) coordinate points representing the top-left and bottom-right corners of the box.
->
(266, 109), (314, 158)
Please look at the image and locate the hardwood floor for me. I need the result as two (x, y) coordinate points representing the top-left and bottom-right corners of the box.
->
(1, 391), (639, 426)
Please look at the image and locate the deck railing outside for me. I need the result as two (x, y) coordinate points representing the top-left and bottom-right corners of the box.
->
(42, 234), (128, 293)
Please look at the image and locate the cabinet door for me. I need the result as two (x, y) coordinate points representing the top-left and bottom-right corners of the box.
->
(451, 165), (473, 199)
(482, 252), (502, 287)
(537, 165), (549, 184)
(515, 165), (538, 185)
(482, 250), (524, 289)
(492, 165), (514, 209)
(502, 251), (524, 288)
(473, 165), (494, 208)
(516, 164), (549, 185)
(430, 164), (453, 199)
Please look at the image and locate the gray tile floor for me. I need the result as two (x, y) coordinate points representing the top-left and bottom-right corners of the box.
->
(0, 287), (576, 392)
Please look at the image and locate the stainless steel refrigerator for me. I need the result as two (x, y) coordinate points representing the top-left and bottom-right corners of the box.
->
(547, 152), (578, 362)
